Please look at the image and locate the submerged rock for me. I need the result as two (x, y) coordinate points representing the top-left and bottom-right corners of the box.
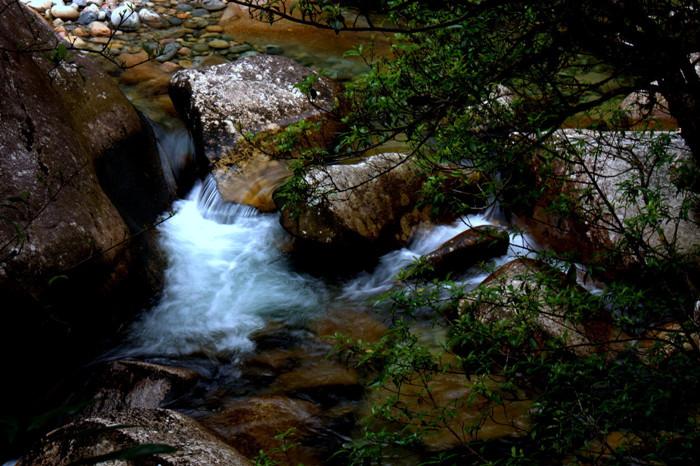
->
(277, 152), (429, 258)
(111, 2), (140, 30)
(18, 408), (250, 466)
(201, 396), (322, 464)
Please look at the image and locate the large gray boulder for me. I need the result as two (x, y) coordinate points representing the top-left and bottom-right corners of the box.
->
(515, 130), (699, 270)
(169, 54), (340, 211)
(277, 152), (430, 257)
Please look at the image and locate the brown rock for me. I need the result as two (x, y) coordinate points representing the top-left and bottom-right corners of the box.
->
(277, 153), (430, 255)
(201, 396), (321, 465)
(411, 225), (510, 279)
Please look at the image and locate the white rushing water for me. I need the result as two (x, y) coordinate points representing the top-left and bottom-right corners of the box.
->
(341, 214), (537, 300)
(125, 176), (327, 358)
(123, 176), (537, 359)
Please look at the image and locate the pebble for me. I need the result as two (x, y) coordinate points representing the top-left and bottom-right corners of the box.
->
(177, 59), (193, 68)
(156, 41), (179, 61)
(138, 7), (163, 27)
(207, 39), (228, 49)
(27, 0), (52, 12)
(167, 16), (182, 25)
(201, 0), (226, 11)
(77, 5), (98, 24)
(88, 20), (112, 37)
(182, 17), (207, 28)
(228, 43), (251, 54)
(111, 2), (141, 30)
(51, 3), (80, 20)
(205, 25), (222, 32)
(191, 42), (209, 52)
(177, 46), (192, 56)
(175, 3), (192, 11)
(191, 8), (208, 17)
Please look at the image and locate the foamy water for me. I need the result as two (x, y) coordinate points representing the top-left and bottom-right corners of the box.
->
(124, 176), (327, 357)
(122, 177), (538, 358)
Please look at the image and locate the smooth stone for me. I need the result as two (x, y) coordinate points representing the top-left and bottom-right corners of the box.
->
(183, 17), (207, 28)
(191, 8), (208, 16)
(208, 39), (228, 49)
(191, 42), (209, 52)
(201, 0), (225, 11)
(178, 59), (193, 67)
(167, 15), (182, 25)
(111, 3), (141, 30)
(27, 0), (52, 12)
(175, 2), (192, 11)
(177, 46), (191, 56)
(52, 18), (64, 27)
(156, 41), (180, 61)
(51, 3), (80, 20)
(77, 5), (99, 25)
(228, 43), (251, 54)
(205, 24), (222, 32)
(71, 0), (86, 7)
(138, 7), (162, 26)
(88, 20), (112, 37)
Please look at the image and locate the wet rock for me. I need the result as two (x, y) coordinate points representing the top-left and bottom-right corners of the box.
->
(208, 38), (229, 49)
(514, 130), (698, 272)
(271, 359), (362, 405)
(156, 40), (180, 61)
(409, 225), (510, 279)
(277, 153), (429, 257)
(0, 0), (173, 415)
(111, 2), (141, 30)
(201, 396), (322, 464)
(265, 43), (283, 55)
(365, 372), (531, 451)
(83, 360), (201, 415)
(139, 7), (164, 28)
(18, 408), (250, 466)
(170, 54), (339, 210)
(460, 258), (617, 356)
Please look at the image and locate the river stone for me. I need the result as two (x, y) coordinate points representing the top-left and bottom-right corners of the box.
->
(192, 41), (209, 52)
(265, 43), (283, 55)
(201, 396), (321, 463)
(111, 2), (141, 30)
(87, 20), (111, 37)
(191, 7), (209, 16)
(27, 0), (51, 11)
(138, 7), (163, 27)
(201, 0), (226, 11)
(208, 38), (228, 49)
(407, 225), (510, 279)
(17, 408), (251, 466)
(277, 153), (430, 255)
(77, 4), (99, 24)
(156, 40), (180, 61)
(228, 42), (251, 54)
(50, 2), (79, 20)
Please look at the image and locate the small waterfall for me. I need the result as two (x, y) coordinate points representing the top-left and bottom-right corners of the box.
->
(122, 175), (327, 358)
